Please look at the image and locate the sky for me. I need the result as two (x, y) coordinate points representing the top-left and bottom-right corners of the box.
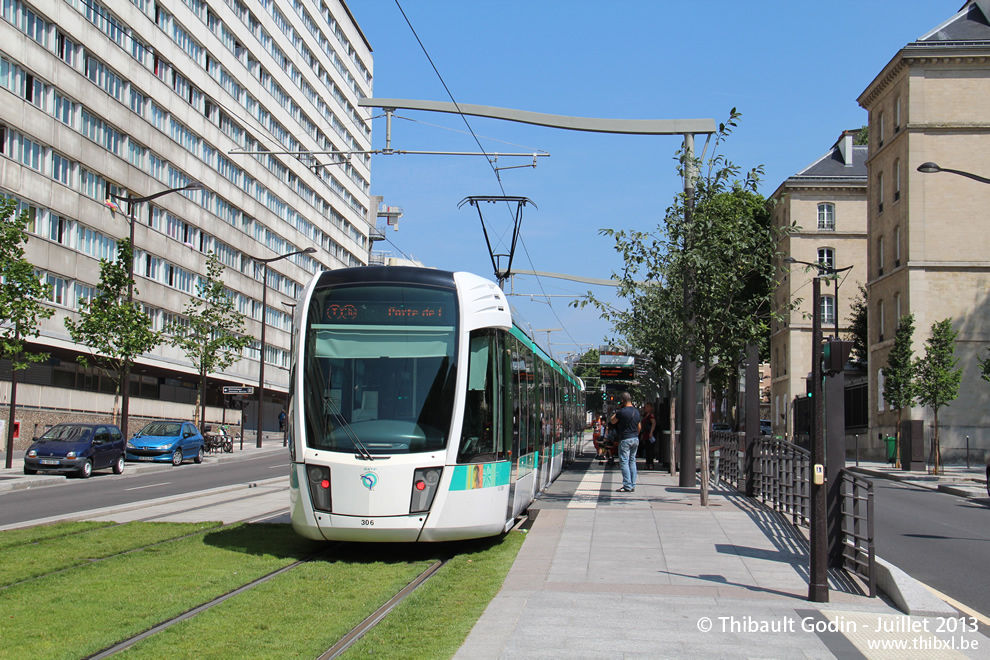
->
(346, 1), (954, 361)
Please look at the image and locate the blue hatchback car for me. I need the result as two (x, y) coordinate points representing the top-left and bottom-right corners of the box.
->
(24, 423), (126, 478)
(126, 420), (205, 466)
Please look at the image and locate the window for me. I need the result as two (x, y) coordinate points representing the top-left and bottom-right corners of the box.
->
(895, 293), (901, 324)
(18, 134), (42, 171)
(894, 159), (901, 201)
(877, 172), (884, 213)
(820, 295), (835, 328)
(894, 226), (901, 267)
(54, 93), (74, 126)
(817, 203), (835, 231)
(878, 237), (884, 276)
(57, 32), (77, 66)
(817, 247), (834, 270)
(878, 299), (885, 342)
(895, 96), (901, 132)
(46, 273), (68, 306)
(52, 152), (71, 185)
(130, 88), (146, 116)
(878, 111), (884, 147)
(48, 214), (69, 245)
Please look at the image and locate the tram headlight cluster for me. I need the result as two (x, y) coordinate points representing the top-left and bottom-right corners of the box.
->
(410, 467), (442, 513)
(307, 465), (332, 512)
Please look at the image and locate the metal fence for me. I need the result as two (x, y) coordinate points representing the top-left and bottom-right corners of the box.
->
(838, 468), (876, 597)
(709, 435), (875, 597)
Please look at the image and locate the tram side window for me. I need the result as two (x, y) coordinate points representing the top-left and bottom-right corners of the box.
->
(458, 329), (499, 463)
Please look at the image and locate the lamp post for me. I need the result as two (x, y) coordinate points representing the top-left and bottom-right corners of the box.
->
(783, 256), (854, 602)
(917, 162), (990, 185)
(255, 248), (316, 447)
(106, 182), (204, 441)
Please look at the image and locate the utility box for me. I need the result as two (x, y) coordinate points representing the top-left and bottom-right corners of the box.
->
(900, 419), (925, 471)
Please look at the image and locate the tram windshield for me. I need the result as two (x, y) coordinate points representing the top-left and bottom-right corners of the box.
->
(303, 282), (458, 454)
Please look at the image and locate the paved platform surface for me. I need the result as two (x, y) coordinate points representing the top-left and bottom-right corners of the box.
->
(456, 444), (990, 659)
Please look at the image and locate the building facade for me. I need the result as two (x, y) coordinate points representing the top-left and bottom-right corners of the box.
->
(769, 131), (868, 440)
(0, 0), (374, 442)
(857, 0), (990, 462)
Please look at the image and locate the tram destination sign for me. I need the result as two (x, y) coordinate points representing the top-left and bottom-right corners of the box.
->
(322, 301), (451, 325)
(223, 386), (254, 395)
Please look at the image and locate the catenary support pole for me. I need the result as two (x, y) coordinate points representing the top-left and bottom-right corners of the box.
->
(809, 276), (828, 602)
(679, 134), (697, 487)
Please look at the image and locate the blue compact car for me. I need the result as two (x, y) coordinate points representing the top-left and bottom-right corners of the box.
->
(24, 423), (126, 478)
(126, 420), (205, 466)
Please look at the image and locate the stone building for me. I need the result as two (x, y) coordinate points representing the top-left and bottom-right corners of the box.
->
(857, 0), (990, 462)
(769, 131), (868, 440)
(0, 0), (374, 445)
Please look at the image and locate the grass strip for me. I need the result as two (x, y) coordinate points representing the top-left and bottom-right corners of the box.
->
(117, 548), (437, 659)
(343, 531), (526, 659)
(0, 520), (114, 551)
(0, 523), (321, 660)
(0, 521), (223, 587)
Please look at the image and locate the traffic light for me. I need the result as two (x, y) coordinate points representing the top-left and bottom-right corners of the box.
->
(806, 377), (813, 398)
(823, 339), (853, 374)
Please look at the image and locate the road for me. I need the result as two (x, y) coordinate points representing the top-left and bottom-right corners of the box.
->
(874, 479), (990, 621)
(0, 451), (289, 527)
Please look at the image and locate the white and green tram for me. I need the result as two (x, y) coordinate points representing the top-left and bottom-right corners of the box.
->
(288, 266), (584, 542)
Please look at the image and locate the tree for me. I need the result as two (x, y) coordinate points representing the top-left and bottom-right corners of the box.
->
(854, 125), (869, 145)
(596, 110), (789, 504)
(882, 314), (917, 468)
(847, 285), (869, 365)
(167, 252), (252, 430)
(915, 318), (963, 475)
(64, 238), (161, 438)
(1, 198), (54, 468)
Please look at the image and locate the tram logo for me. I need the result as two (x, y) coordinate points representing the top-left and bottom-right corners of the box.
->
(360, 471), (378, 490)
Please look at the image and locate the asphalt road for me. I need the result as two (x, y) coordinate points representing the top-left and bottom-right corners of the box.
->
(0, 451), (289, 527)
(874, 479), (990, 620)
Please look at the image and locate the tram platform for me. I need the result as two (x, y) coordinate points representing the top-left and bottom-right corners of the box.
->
(455, 436), (990, 659)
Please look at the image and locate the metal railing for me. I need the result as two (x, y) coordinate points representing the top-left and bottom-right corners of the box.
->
(754, 437), (811, 528)
(838, 468), (876, 597)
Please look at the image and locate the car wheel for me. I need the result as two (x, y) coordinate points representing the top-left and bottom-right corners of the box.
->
(171, 448), (183, 467)
(24, 466), (37, 475)
(112, 454), (125, 474)
(78, 459), (93, 479)
(194, 446), (204, 464)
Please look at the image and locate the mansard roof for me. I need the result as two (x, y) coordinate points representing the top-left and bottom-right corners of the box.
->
(794, 145), (869, 179)
(915, 1), (990, 44)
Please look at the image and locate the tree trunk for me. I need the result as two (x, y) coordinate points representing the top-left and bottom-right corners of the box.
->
(700, 378), (711, 507)
(895, 408), (902, 469)
(932, 408), (941, 475)
(668, 394), (677, 476)
(4, 351), (19, 469)
(198, 367), (208, 431)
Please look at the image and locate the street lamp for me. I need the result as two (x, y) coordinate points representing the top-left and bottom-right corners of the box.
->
(105, 182), (204, 441)
(255, 247), (316, 447)
(917, 162), (990, 185)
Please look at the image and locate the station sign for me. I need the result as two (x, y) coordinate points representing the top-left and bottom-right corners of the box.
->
(223, 386), (254, 395)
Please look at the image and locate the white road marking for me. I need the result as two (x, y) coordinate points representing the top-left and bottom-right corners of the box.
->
(568, 463), (605, 509)
(125, 482), (171, 491)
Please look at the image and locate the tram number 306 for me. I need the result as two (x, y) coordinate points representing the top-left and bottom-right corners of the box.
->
(360, 519), (374, 526)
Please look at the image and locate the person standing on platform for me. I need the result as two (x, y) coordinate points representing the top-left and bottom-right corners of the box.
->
(610, 392), (641, 492)
(641, 403), (657, 470)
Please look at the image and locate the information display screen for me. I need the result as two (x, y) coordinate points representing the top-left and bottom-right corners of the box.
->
(599, 365), (634, 380)
(322, 301), (451, 326)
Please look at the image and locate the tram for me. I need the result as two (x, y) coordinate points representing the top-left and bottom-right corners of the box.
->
(288, 266), (584, 542)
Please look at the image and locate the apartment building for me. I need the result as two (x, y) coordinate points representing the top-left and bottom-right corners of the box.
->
(0, 0), (374, 441)
(858, 0), (990, 461)
(769, 131), (868, 439)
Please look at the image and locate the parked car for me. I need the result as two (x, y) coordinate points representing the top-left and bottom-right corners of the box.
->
(711, 423), (732, 434)
(126, 420), (205, 466)
(760, 419), (773, 436)
(24, 423), (126, 478)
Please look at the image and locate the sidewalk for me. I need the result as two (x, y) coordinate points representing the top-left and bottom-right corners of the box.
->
(0, 431), (287, 493)
(456, 444), (990, 659)
(850, 460), (989, 500)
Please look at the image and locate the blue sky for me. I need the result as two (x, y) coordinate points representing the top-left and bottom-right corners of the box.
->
(347, 1), (953, 360)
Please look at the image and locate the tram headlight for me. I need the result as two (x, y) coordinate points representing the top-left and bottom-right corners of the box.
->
(410, 466), (443, 513)
(306, 464), (332, 512)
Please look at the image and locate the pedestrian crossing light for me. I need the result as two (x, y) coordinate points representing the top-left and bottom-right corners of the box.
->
(823, 339), (853, 374)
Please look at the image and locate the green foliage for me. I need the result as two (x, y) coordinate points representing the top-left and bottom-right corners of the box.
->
(916, 318), (963, 474)
(976, 347), (990, 383)
(64, 238), (161, 411)
(883, 314), (917, 412)
(0, 197), (54, 368)
(916, 318), (963, 413)
(167, 252), (252, 427)
(847, 285), (869, 364)
(571, 347), (600, 384)
(854, 125), (869, 145)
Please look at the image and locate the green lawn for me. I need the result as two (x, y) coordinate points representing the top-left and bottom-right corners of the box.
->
(0, 523), (525, 660)
(0, 521), (113, 551)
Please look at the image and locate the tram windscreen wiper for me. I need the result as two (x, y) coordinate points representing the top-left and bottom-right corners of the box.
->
(323, 395), (374, 461)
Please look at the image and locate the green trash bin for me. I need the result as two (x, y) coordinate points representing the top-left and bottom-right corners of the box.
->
(885, 436), (897, 465)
